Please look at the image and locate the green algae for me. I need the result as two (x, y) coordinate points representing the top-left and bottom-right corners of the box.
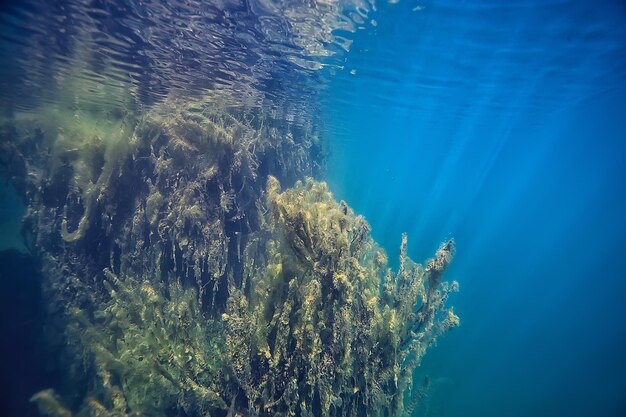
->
(2, 100), (457, 417)
(223, 177), (459, 417)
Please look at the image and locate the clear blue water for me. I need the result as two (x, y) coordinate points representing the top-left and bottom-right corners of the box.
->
(323, 1), (626, 415)
(1, 0), (626, 416)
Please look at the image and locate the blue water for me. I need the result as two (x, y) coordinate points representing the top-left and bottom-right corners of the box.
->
(1, 0), (626, 416)
(323, 1), (626, 415)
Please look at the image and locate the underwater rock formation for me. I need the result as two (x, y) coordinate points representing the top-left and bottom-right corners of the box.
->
(1, 101), (458, 417)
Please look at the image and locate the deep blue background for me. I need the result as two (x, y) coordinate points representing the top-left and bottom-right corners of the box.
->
(322, 1), (626, 416)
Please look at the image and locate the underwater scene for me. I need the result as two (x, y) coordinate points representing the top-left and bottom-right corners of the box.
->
(0, 0), (625, 416)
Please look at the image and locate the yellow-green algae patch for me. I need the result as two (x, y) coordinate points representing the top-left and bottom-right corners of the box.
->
(2, 101), (458, 417)
(222, 177), (459, 416)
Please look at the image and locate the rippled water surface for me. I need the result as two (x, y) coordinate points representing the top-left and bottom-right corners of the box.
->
(0, 0), (374, 116)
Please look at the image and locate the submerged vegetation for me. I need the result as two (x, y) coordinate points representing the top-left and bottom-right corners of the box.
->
(1, 98), (458, 417)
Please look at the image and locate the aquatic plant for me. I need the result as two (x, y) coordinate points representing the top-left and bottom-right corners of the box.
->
(1, 100), (458, 417)
(222, 177), (459, 417)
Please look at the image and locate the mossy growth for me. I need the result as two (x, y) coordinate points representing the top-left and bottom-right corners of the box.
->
(222, 177), (459, 417)
(31, 269), (230, 417)
(4, 102), (457, 417)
